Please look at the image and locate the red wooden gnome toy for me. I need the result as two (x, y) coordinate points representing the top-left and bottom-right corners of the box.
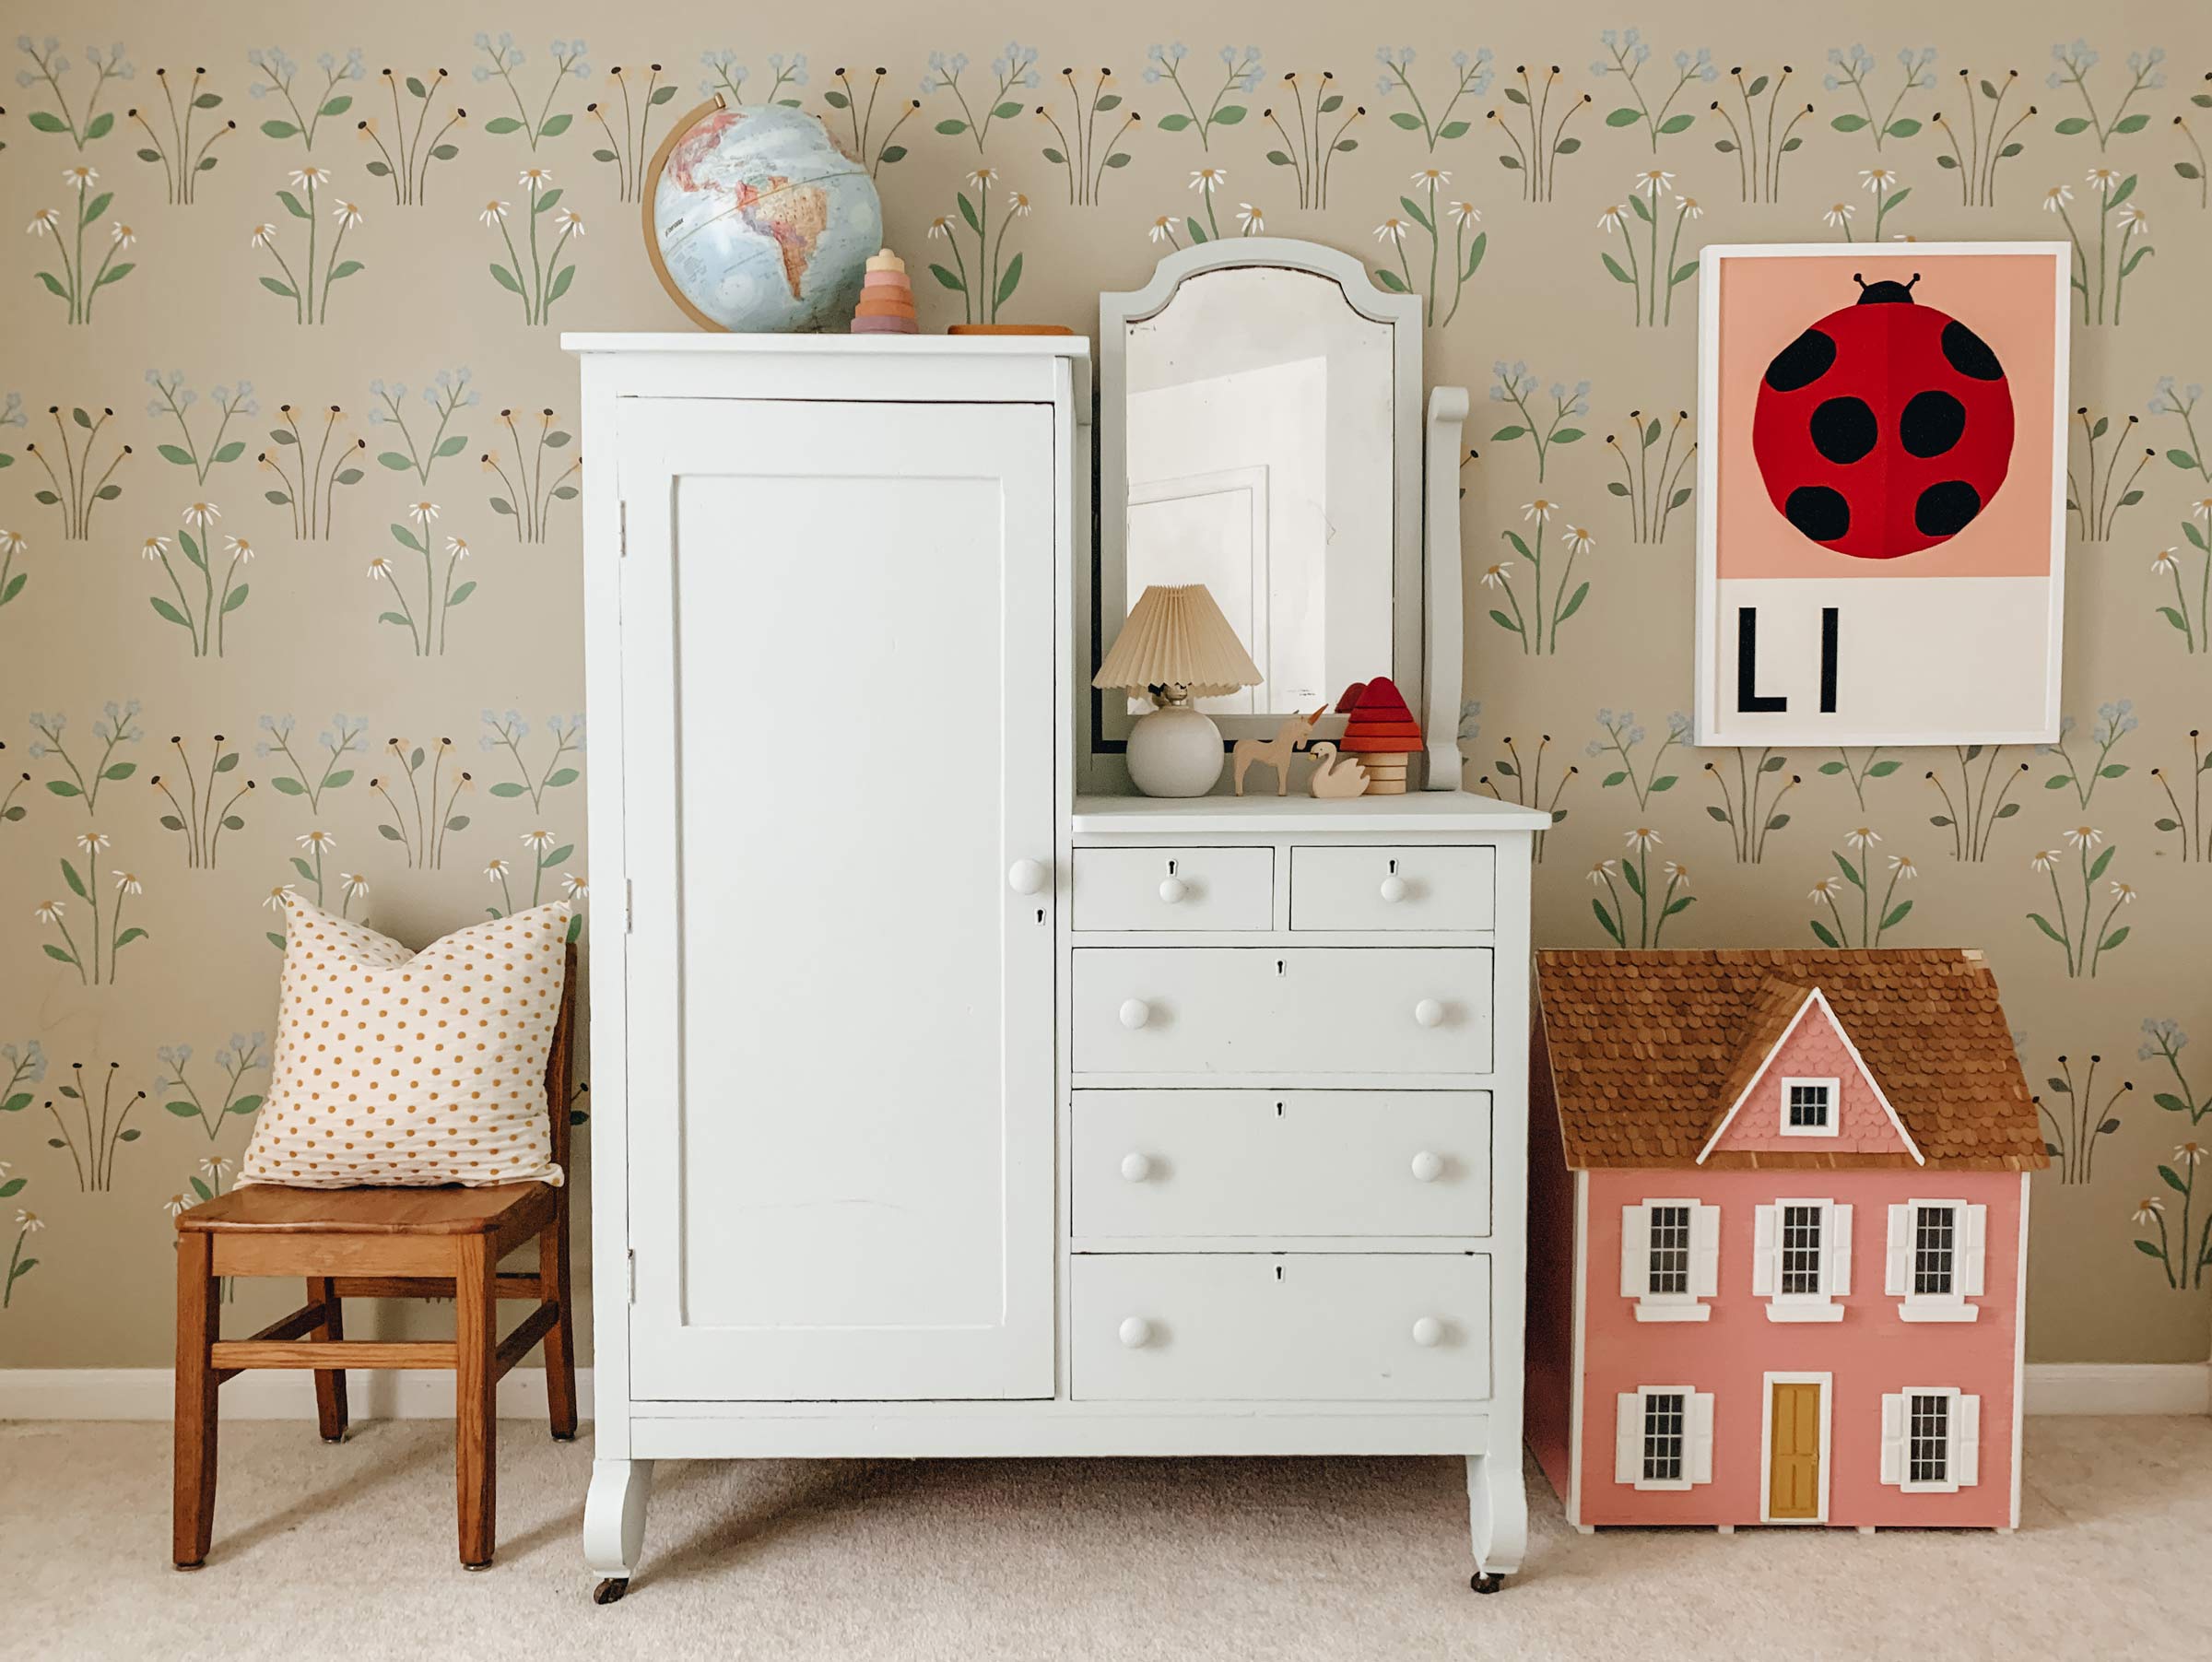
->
(1334, 676), (1422, 795)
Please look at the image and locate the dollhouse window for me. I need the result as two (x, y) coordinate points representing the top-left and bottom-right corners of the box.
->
(1620, 1201), (1720, 1321)
(1780, 1077), (1840, 1137)
(1615, 1386), (1715, 1491)
(1753, 1199), (1852, 1320)
(1880, 1387), (1981, 1492)
(1886, 1201), (1988, 1321)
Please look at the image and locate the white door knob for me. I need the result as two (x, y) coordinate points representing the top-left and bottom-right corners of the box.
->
(1409, 1150), (1444, 1183)
(1413, 998), (1446, 1029)
(1379, 873), (1409, 903)
(1118, 1316), (1153, 1349)
(1411, 1316), (1444, 1348)
(1118, 998), (1152, 1030)
(1120, 1151), (1154, 1183)
(1007, 858), (1047, 895)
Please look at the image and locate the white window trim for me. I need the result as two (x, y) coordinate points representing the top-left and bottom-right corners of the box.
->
(1779, 1075), (1841, 1137)
(1890, 1385), (1975, 1494)
(1622, 1384), (1708, 1491)
(1896, 1198), (1983, 1324)
(1758, 1371), (1832, 1526)
(1762, 1197), (1849, 1323)
(1631, 1197), (1715, 1323)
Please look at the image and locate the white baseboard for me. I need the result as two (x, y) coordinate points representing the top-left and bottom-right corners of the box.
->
(0, 1367), (594, 1421)
(2, 1362), (2205, 1422)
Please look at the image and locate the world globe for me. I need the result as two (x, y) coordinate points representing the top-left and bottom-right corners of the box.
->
(649, 104), (883, 334)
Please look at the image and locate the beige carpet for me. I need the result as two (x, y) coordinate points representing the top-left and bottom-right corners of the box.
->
(1, 1417), (2201, 1660)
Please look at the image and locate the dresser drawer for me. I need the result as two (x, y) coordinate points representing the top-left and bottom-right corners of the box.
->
(1071, 1254), (1491, 1401)
(1072, 846), (1273, 932)
(1071, 948), (1493, 1075)
(1290, 845), (1495, 931)
(1073, 1090), (1490, 1238)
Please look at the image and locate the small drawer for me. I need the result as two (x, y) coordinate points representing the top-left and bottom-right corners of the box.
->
(1073, 847), (1274, 932)
(1072, 948), (1493, 1076)
(1071, 1254), (1491, 1402)
(1290, 845), (1495, 932)
(1074, 1090), (1490, 1238)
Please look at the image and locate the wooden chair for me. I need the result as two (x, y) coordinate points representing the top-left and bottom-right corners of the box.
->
(172, 944), (580, 1571)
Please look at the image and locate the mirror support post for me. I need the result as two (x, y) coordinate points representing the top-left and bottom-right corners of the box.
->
(1423, 386), (1469, 792)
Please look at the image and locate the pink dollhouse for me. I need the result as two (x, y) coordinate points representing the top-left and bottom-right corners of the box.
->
(1525, 948), (2045, 1533)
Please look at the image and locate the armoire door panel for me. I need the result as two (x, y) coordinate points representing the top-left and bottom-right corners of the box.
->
(618, 397), (1056, 1402)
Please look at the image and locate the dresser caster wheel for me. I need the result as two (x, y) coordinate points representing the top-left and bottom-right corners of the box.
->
(594, 1577), (629, 1606)
(551, 1431), (579, 1443)
(1469, 1572), (1505, 1596)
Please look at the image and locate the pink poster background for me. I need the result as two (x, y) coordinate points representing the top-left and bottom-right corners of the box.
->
(1713, 250), (2062, 580)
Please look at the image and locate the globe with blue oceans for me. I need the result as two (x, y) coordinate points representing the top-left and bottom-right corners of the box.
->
(651, 104), (883, 334)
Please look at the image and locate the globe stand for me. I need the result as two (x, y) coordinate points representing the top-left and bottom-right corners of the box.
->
(640, 93), (735, 333)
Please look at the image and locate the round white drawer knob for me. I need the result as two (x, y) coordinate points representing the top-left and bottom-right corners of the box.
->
(1409, 1150), (1444, 1183)
(1379, 874), (1409, 903)
(1120, 1151), (1154, 1183)
(1413, 998), (1446, 1029)
(1118, 1316), (1153, 1349)
(1119, 998), (1152, 1030)
(1411, 1316), (1444, 1349)
(1158, 875), (1189, 905)
(1007, 858), (1047, 896)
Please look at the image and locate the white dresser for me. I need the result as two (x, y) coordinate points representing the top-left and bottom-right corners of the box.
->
(566, 253), (1541, 1601)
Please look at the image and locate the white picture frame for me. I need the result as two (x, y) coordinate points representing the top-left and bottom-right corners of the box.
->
(1692, 242), (2071, 748)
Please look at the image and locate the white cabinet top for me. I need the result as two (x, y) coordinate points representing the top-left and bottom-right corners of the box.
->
(561, 332), (1091, 360)
(1071, 793), (1550, 835)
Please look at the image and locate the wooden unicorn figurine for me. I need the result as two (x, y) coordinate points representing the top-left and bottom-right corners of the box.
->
(1232, 708), (1324, 796)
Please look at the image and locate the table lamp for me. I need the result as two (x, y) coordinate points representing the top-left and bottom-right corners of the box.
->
(1093, 583), (1264, 796)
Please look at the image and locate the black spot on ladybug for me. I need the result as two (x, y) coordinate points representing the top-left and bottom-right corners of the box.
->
(1900, 390), (1967, 458)
(1914, 479), (1983, 537)
(1784, 485), (1852, 543)
(1765, 328), (1838, 393)
(1809, 396), (1878, 465)
(1940, 320), (2004, 382)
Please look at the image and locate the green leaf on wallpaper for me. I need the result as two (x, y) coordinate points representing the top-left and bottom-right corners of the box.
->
(158, 444), (195, 466)
(1097, 95), (1123, 112)
(2171, 449), (2204, 470)
(81, 191), (113, 226)
(995, 253), (1024, 307)
(1553, 136), (1581, 155)
(1556, 583), (1588, 622)
(1155, 113), (1192, 131)
(164, 1101), (200, 1119)
(1440, 120), (1471, 139)
(1605, 107), (1641, 128)
(1500, 152), (1525, 169)
(44, 780), (79, 797)
(483, 116), (524, 134)
(2113, 113), (2149, 135)
(35, 271), (67, 299)
(230, 1096), (263, 1116)
(2053, 116), (2090, 135)
(2159, 1163), (2187, 1195)
(822, 88), (850, 109)
(539, 843), (574, 869)
(547, 265), (576, 305)
(1043, 147), (1066, 164)
(379, 452), (413, 471)
(1187, 217), (1208, 242)
(448, 581), (477, 606)
(878, 146), (909, 163)
(1389, 112), (1423, 130)
(1999, 143), (2023, 158)
(1705, 805), (1732, 823)
(0, 573), (24, 607)
(272, 775), (306, 795)
(42, 944), (75, 964)
(159, 814), (184, 831)
(2182, 162), (2205, 182)
(95, 483), (120, 501)
(957, 191), (982, 234)
(1592, 899), (1624, 945)
(1830, 112), (1870, 132)
(490, 496), (516, 515)
(390, 524), (424, 554)
(1657, 113), (1694, 135)
(222, 585), (249, 613)
(490, 263), (524, 295)
(2121, 247), (2152, 277)
(261, 277), (300, 300)
(541, 113), (572, 137)
(320, 96), (353, 118)
(1670, 486), (1693, 508)
(1671, 262), (1698, 286)
(1504, 87), (1529, 107)
(431, 144), (459, 161)
(992, 100), (1025, 121)
(435, 435), (468, 458)
(1213, 106), (1246, 126)
(1833, 852), (1862, 889)
(265, 490), (291, 506)
(552, 485), (579, 500)
(1885, 118), (1922, 138)
(1620, 861), (1644, 899)
(535, 187), (564, 216)
(1938, 153), (1959, 169)
(2100, 763), (2130, 778)
(103, 762), (134, 781)
(378, 614), (410, 631)
(1809, 920), (1841, 949)
(935, 118), (971, 136)
(1375, 268), (1407, 293)
(2154, 1092), (2193, 1113)
(324, 770), (353, 789)
(1713, 138), (1736, 154)
(652, 86), (677, 106)
(445, 814), (469, 831)
(328, 261), (363, 281)
(1491, 424), (1528, 442)
(404, 76), (429, 99)
(929, 263), (965, 294)
(1651, 775), (1678, 792)
(1601, 253), (1632, 284)
(1630, 194), (1653, 224)
(1398, 194), (1432, 231)
(547, 768), (581, 788)
(490, 782), (528, 797)
(1553, 428), (1585, 444)
(2088, 846), (2115, 882)
(1487, 607), (1518, 631)
(0, 1177), (22, 1198)
(263, 118), (300, 138)
(1866, 760), (1900, 777)
(1334, 137), (1358, 153)
(180, 530), (204, 569)
(27, 111), (67, 133)
(2100, 926), (2131, 951)
(1882, 901), (1913, 931)
(2107, 175), (2137, 210)
(214, 749), (240, 773)
(1765, 813), (1792, 832)
(60, 858), (86, 900)
(2158, 814), (2183, 829)
(119, 1129), (140, 1143)
(2134, 1239), (2166, 1258)
(199, 155), (221, 172)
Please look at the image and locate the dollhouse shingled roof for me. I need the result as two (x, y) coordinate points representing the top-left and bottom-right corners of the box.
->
(1533, 948), (2047, 1172)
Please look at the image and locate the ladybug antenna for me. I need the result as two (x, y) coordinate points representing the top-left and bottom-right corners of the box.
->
(1852, 270), (1923, 306)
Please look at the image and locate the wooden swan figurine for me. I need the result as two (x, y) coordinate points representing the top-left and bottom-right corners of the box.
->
(1306, 741), (1369, 799)
(1232, 708), (1324, 796)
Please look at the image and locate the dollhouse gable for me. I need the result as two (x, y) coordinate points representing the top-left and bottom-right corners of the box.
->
(1696, 981), (1923, 1163)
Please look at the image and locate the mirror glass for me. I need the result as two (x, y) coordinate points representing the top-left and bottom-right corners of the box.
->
(1118, 265), (1395, 718)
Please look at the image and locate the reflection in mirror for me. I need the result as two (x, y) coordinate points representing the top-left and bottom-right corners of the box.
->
(1121, 266), (1395, 719)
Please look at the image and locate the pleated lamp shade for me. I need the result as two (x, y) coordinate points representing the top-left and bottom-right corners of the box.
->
(1092, 583), (1263, 700)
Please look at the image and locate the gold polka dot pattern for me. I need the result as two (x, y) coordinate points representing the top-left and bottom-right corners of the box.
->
(236, 897), (570, 1190)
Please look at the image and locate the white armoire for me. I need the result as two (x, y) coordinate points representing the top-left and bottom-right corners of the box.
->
(568, 255), (1541, 1600)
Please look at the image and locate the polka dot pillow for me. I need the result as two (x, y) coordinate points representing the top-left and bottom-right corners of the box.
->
(238, 898), (570, 1189)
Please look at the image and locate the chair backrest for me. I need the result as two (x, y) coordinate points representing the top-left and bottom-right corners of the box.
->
(545, 941), (579, 1175)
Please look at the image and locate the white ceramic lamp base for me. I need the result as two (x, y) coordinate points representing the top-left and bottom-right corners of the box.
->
(1127, 703), (1226, 797)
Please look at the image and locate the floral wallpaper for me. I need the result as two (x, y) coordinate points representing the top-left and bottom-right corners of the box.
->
(4, 0), (2210, 1370)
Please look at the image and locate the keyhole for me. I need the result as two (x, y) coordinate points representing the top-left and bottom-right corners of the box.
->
(1388, 858), (1399, 875)
(1277, 959), (1286, 976)
(1276, 1100), (1286, 1119)
(1166, 858), (1178, 875)
(1034, 908), (1045, 925)
(1275, 1265), (1285, 1282)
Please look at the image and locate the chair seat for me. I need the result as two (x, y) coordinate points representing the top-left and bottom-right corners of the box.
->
(176, 1182), (558, 1237)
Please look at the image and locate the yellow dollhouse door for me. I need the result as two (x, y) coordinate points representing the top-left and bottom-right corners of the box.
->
(1768, 1382), (1824, 1520)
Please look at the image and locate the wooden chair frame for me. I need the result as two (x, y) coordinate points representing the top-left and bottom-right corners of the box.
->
(173, 944), (580, 1570)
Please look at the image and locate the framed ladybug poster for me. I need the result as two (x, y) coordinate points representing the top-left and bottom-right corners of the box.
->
(1692, 242), (2071, 747)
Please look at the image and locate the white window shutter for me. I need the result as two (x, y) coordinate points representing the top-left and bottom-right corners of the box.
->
(1751, 1204), (1778, 1296)
(1620, 1204), (1652, 1299)
(1886, 1203), (1913, 1296)
(1954, 1394), (1982, 1486)
(1962, 1204), (1988, 1296)
(1879, 1393), (1906, 1485)
(1688, 1392), (1715, 1484)
(1616, 1394), (1643, 1484)
(1827, 1202), (1853, 1295)
(1689, 1203), (1721, 1299)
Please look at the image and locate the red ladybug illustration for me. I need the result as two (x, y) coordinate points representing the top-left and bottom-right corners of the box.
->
(1749, 271), (2014, 560)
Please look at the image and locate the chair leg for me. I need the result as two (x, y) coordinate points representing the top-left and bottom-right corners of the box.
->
(454, 1234), (498, 1569)
(540, 1208), (579, 1442)
(172, 1232), (219, 1569)
(307, 1276), (349, 1444)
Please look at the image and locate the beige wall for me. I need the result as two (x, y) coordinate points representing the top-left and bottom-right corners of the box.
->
(4, 0), (2209, 1369)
